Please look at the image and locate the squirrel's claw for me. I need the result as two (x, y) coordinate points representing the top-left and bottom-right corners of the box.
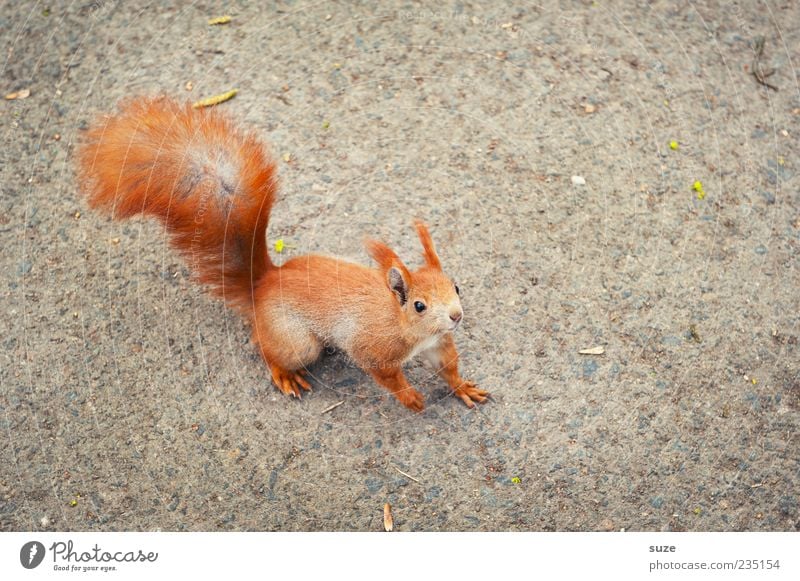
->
(271, 366), (313, 399)
(453, 380), (489, 408)
(293, 370), (313, 391)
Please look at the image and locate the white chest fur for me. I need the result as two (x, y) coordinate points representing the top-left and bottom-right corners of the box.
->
(405, 334), (443, 363)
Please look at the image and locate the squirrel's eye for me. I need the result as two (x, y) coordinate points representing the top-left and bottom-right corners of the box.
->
(454, 284), (460, 296)
(414, 301), (426, 313)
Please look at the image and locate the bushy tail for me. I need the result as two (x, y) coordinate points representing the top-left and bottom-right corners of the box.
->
(77, 96), (277, 314)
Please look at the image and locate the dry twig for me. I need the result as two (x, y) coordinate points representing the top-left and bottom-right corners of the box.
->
(393, 466), (421, 484)
(383, 503), (394, 531)
(320, 401), (344, 414)
(752, 36), (778, 92)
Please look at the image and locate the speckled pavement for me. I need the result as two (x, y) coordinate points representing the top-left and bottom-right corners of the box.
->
(1, 0), (798, 531)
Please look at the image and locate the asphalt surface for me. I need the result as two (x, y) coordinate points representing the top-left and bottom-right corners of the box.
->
(1, 0), (798, 531)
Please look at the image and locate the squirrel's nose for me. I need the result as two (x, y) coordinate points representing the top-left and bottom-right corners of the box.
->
(449, 310), (463, 323)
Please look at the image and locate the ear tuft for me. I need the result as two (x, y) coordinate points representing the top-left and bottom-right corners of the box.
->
(365, 238), (412, 304)
(414, 220), (442, 270)
(365, 239), (398, 271)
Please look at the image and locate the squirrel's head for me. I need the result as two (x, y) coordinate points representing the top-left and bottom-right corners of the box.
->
(366, 221), (463, 339)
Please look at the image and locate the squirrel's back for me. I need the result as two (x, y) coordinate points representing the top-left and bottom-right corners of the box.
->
(77, 96), (278, 313)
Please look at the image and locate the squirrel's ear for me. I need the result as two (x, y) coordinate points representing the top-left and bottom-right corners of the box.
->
(387, 266), (409, 306)
(365, 239), (412, 305)
(415, 220), (442, 270)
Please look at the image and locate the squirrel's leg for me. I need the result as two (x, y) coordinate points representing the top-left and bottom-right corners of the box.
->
(423, 334), (489, 408)
(365, 365), (425, 412)
(253, 314), (322, 399)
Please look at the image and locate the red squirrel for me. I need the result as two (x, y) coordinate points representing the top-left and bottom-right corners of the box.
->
(76, 96), (489, 412)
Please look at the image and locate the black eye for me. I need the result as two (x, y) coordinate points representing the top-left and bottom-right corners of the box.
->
(414, 301), (426, 313)
(454, 284), (460, 296)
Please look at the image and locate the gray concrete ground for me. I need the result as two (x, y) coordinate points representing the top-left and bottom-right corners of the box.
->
(1, 1), (798, 531)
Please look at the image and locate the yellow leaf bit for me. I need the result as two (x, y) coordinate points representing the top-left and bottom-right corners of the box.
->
(511, 477), (521, 484)
(693, 180), (706, 200)
(274, 239), (285, 253)
(669, 140), (678, 150)
(208, 15), (232, 25)
(192, 89), (238, 108)
(5, 88), (31, 100)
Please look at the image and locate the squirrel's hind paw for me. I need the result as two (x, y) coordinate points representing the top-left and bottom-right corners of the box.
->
(271, 366), (313, 399)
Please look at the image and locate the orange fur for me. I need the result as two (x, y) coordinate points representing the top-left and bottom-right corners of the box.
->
(77, 96), (277, 313)
(425, 334), (489, 408)
(414, 220), (442, 269)
(77, 96), (489, 412)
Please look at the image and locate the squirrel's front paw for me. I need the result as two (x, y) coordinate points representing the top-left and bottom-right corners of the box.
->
(270, 365), (312, 399)
(453, 380), (489, 408)
(396, 387), (425, 413)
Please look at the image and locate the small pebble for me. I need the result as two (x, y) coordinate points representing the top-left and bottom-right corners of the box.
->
(571, 175), (586, 186)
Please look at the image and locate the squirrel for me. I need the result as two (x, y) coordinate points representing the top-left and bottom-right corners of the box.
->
(76, 96), (489, 412)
